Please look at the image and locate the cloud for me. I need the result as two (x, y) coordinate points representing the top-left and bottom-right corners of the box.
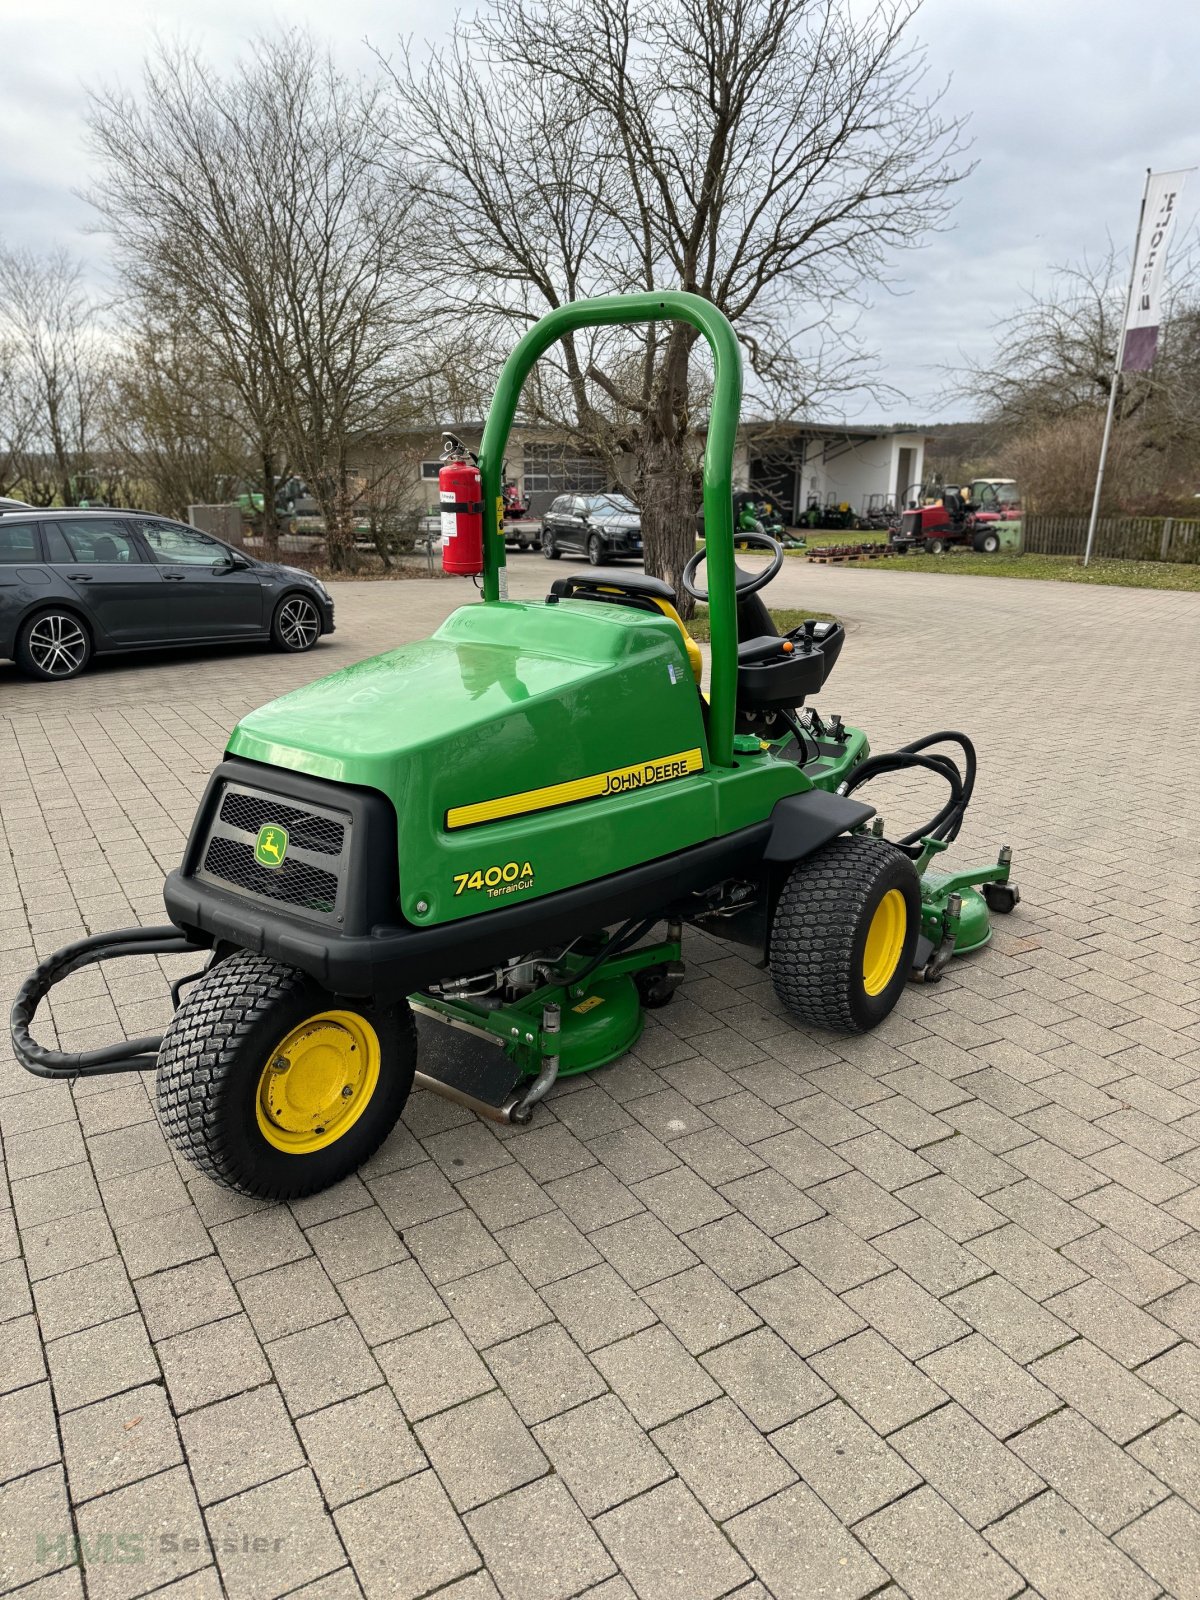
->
(0, 0), (1194, 422)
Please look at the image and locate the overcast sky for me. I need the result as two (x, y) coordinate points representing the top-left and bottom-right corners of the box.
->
(1, 0), (1195, 422)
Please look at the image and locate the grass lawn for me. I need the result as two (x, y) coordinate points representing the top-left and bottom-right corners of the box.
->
(688, 604), (836, 640)
(784, 546), (1200, 591)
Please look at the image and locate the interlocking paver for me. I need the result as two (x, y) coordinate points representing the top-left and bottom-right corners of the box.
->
(742, 1263), (863, 1356)
(725, 1482), (886, 1600)
(892, 1402), (1044, 1527)
(1129, 1413), (1200, 1510)
(73, 1464), (209, 1599)
(179, 1383), (305, 1506)
(597, 1479), (749, 1600)
(588, 1209), (700, 1286)
(1029, 1339), (1174, 1444)
(699, 1326), (832, 1430)
(812, 1329), (946, 1434)
(1010, 1409), (1168, 1536)
(134, 1256), (241, 1342)
(640, 1262), (760, 1353)
(774, 1397), (919, 1523)
(335, 1471), (478, 1600)
(540, 1262), (656, 1351)
(337, 1258), (447, 1346)
(989, 1490), (1160, 1600)
(919, 1334), (1058, 1438)
(376, 1320), (494, 1421)
(5, 573), (1200, 1600)
(205, 1466), (345, 1600)
(856, 1486), (1022, 1600)
(535, 1393), (671, 1515)
(1115, 1495), (1200, 1600)
(484, 1323), (607, 1425)
(0, 1379), (60, 1485)
(1042, 1278), (1178, 1367)
(845, 1268), (970, 1359)
(593, 1323), (721, 1427)
(61, 1383), (182, 1502)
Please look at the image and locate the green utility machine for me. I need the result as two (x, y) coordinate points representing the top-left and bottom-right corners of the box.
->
(11, 293), (1017, 1200)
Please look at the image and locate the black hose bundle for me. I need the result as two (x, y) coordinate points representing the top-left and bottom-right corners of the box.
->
(10, 925), (207, 1080)
(840, 731), (977, 857)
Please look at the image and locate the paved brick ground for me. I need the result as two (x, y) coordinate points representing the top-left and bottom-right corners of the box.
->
(2, 559), (1199, 1600)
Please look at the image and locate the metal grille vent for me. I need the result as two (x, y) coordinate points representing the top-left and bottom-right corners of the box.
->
(219, 791), (344, 855)
(202, 837), (340, 915)
(195, 781), (351, 923)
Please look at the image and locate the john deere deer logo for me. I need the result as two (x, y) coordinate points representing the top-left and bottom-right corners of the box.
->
(254, 824), (289, 868)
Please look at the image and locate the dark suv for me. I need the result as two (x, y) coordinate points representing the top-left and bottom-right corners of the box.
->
(0, 509), (334, 682)
(541, 494), (643, 564)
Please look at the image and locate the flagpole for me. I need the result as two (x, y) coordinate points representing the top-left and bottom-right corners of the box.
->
(1082, 171), (1149, 568)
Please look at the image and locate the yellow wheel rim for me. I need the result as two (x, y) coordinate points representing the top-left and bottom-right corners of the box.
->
(862, 889), (907, 997)
(255, 1010), (381, 1155)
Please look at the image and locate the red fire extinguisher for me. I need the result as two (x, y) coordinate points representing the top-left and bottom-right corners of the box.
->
(439, 437), (484, 576)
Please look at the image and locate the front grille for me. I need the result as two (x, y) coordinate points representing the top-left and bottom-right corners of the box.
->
(219, 790), (344, 855)
(203, 836), (339, 914)
(195, 780), (352, 923)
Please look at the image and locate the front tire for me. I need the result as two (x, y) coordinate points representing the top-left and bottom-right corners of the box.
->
(770, 836), (921, 1033)
(156, 950), (415, 1199)
(16, 609), (92, 681)
(271, 593), (322, 652)
(587, 533), (604, 565)
(973, 530), (1000, 554)
(924, 537), (946, 555)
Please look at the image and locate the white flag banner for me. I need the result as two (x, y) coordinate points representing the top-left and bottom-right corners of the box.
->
(1122, 169), (1190, 371)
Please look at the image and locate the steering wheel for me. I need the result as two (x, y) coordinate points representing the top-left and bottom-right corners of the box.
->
(682, 531), (784, 601)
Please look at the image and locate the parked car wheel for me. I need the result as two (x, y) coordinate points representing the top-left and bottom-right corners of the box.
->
(16, 609), (93, 681)
(271, 594), (322, 652)
(587, 533), (604, 566)
(542, 533), (561, 560)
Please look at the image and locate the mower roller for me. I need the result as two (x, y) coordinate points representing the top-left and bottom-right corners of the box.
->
(10, 292), (1017, 1200)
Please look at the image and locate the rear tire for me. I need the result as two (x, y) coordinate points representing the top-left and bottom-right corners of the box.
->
(770, 836), (921, 1033)
(973, 530), (1000, 554)
(543, 534), (561, 560)
(16, 609), (92, 681)
(156, 950), (415, 1199)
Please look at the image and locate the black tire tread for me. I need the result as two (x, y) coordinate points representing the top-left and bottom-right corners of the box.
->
(156, 949), (415, 1199)
(770, 835), (917, 1033)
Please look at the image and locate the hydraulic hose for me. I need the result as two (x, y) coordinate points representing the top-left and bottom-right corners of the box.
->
(10, 925), (207, 1080)
(839, 732), (977, 856)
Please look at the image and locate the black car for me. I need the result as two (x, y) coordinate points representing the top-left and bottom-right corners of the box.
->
(0, 509), (334, 682)
(541, 493), (643, 564)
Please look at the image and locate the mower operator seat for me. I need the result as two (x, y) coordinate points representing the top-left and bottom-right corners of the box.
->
(547, 570), (704, 684)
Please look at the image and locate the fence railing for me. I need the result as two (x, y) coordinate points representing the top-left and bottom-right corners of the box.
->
(1024, 514), (1200, 562)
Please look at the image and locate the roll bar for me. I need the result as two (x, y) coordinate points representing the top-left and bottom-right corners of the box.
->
(477, 291), (743, 768)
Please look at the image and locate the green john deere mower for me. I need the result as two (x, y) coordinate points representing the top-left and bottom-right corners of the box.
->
(11, 293), (1017, 1199)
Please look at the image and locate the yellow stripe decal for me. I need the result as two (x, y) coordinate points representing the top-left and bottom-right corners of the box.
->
(447, 747), (704, 830)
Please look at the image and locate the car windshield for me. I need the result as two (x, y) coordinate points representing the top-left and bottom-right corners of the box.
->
(587, 495), (637, 519)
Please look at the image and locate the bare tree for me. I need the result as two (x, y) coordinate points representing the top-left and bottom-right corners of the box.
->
(386, 0), (968, 598)
(87, 33), (415, 567)
(0, 245), (105, 504)
(955, 245), (1200, 511)
(101, 313), (253, 518)
(0, 329), (34, 497)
